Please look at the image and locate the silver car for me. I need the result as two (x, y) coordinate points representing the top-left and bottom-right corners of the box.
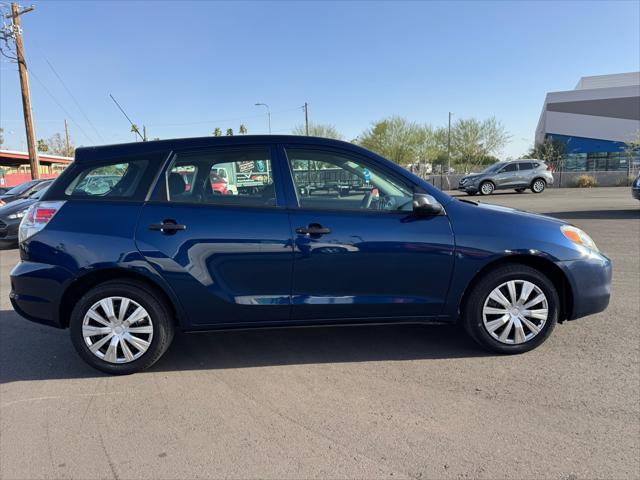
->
(458, 159), (554, 196)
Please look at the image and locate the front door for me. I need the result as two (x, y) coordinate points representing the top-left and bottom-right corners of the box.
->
(282, 146), (455, 321)
(495, 162), (519, 188)
(135, 145), (293, 327)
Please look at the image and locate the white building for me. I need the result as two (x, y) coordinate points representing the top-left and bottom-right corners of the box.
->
(536, 72), (640, 171)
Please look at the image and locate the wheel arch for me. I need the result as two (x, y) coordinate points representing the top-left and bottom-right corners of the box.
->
(459, 255), (573, 323)
(59, 268), (185, 329)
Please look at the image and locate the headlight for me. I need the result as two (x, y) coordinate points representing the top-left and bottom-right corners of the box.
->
(561, 225), (599, 252)
(7, 209), (28, 220)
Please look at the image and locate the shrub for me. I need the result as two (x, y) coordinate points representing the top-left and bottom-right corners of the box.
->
(574, 175), (598, 188)
(615, 175), (637, 187)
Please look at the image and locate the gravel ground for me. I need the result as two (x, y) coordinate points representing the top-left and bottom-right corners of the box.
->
(1, 187), (638, 480)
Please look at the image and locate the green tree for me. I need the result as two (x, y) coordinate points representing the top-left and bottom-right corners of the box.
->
(45, 133), (74, 157)
(357, 116), (421, 165)
(292, 123), (344, 140)
(451, 117), (510, 172)
(226, 128), (234, 136)
(213, 128), (222, 137)
(239, 124), (247, 135)
(524, 137), (565, 169)
(37, 139), (49, 152)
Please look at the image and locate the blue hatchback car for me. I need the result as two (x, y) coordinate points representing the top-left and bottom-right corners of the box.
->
(10, 136), (611, 374)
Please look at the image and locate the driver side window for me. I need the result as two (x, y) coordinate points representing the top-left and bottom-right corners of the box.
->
(285, 148), (413, 212)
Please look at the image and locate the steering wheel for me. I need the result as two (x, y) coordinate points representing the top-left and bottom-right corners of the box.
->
(361, 190), (373, 209)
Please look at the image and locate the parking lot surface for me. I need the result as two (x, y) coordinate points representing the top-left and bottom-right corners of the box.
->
(1, 187), (638, 480)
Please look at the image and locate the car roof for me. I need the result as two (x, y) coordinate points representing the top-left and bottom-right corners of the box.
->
(74, 135), (368, 164)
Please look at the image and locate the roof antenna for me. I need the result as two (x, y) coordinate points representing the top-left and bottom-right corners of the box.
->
(109, 94), (144, 141)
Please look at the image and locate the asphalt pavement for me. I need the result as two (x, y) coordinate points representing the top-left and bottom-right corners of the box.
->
(1, 187), (638, 479)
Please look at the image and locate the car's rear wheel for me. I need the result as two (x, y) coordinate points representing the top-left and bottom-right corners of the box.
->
(462, 264), (558, 354)
(515, 188), (525, 193)
(479, 181), (495, 195)
(70, 280), (175, 374)
(531, 178), (546, 193)
(466, 191), (477, 196)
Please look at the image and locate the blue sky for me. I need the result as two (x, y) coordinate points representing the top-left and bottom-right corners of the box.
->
(1, 0), (638, 158)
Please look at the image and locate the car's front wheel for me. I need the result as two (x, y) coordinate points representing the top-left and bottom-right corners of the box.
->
(462, 264), (558, 354)
(479, 181), (495, 195)
(70, 280), (175, 374)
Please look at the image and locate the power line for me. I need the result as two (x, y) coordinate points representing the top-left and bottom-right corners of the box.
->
(146, 107), (303, 127)
(28, 66), (96, 144)
(42, 56), (105, 142)
(109, 93), (144, 141)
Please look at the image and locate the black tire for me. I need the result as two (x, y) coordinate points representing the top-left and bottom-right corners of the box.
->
(462, 264), (558, 354)
(531, 178), (546, 193)
(466, 191), (478, 196)
(70, 280), (175, 375)
(479, 181), (494, 195)
(515, 188), (525, 193)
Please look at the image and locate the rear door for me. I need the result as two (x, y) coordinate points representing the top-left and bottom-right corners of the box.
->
(134, 145), (294, 327)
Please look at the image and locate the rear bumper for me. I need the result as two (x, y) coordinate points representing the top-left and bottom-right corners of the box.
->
(560, 253), (612, 320)
(9, 261), (73, 328)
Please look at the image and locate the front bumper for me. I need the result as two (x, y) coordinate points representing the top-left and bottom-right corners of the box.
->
(560, 253), (612, 320)
(458, 182), (478, 193)
(0, 218), (19, 244)
(632, 187), (640, 200)
(9, 261), (74, 328)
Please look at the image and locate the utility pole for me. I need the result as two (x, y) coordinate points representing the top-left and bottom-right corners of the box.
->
(447, 112), (453, 175)
(64, 119), (70, 157)
(304, 102), (309, 136)
(143, 125), (147, 142)
(9, 3), (39, 178)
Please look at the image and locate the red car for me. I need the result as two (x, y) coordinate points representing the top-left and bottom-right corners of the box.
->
(210, 172), (229, 194)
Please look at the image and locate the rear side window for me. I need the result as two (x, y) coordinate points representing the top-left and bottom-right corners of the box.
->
(163, 147), (276, 208)
(47, 154), (161, 201)
(518, 162), (534, 171)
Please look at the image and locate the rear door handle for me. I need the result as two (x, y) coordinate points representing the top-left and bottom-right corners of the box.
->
(296, 224), (331, 236)
(149, 220), (186, 234)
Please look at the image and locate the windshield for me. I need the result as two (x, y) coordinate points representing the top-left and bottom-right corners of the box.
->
(4, 180), (38, 195)
(31, 186), (49, 199)
(479, 162), (506, 174)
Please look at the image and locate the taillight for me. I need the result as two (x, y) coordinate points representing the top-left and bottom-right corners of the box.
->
(19, 201), (65, 244)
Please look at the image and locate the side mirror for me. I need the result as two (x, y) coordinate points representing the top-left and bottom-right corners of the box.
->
(412, 193), (443, 216)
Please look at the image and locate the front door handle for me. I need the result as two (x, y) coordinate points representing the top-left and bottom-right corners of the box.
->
(149, 220), (186, 234)
(296, 224), (331, 236)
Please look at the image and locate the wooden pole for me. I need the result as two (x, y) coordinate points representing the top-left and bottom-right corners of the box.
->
(64, 119), (71, 156)
(11, 3), (39, 178)
(304, 102), (309, 136)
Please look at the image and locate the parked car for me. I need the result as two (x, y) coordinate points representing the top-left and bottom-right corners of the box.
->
(0, 186), (49, 246)
(10, 136), (611, 374)
(0, 179), (53, 205)
(632, 173), (640, 201)
(458, 159), (554, 195)
(0, 187), (10, 195)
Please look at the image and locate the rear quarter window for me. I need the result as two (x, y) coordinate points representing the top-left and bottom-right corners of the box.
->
(45, 153), (165, 201)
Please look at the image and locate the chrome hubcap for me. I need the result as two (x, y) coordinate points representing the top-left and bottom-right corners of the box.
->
(482, 280), (548, 345)
(533, 180), (544, 192)
(481, 183), (493, 194)
(82, 296), (153, 364)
